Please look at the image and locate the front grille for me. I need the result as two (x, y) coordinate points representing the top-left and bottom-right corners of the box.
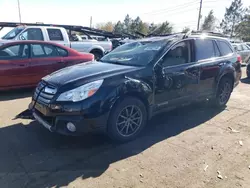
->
(34, 81), (57, 105)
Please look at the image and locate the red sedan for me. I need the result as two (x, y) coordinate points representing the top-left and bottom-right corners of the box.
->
(0, 40), (94, 90)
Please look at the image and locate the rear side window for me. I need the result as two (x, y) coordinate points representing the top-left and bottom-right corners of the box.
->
(47, 29), (63, 41)
(56, 47), (68, 57)
(195, 39), (218, 61)
(217, 41), (233, 56)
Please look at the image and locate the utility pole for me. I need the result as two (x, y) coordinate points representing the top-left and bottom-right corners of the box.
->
(197, 0), (203, 31)
(17, 0), (22, 23)
(90, 16), (92, 28)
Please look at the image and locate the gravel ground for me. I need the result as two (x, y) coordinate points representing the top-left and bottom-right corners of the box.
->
(0, 68), (250, 188)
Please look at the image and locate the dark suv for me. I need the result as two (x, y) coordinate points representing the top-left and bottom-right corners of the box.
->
(27, 33), (242, 142)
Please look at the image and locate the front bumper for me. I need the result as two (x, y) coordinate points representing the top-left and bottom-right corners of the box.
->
(30, 101), (109, 136)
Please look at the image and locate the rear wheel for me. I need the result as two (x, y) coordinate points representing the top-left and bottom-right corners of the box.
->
(212, 77), (233, 107)
(107, 97), (147, 143)
(247, 67), (250, 78)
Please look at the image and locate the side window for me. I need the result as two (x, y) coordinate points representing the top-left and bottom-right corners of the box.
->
(217, 41), (233, 56)
(19, 28), (44, 41)
(47, 29), (64, 41)
(242, 45), (249, 50)
(195, 39), (217, 61)
(44, 45), (59, 57)
(213, 42), (221, 57)
(31, 44), (59, 57)
(237, 45), (243, 51)
(161, 40), (191, 67)
(56, 47), (68, 57)
(0, 44), (29, 60)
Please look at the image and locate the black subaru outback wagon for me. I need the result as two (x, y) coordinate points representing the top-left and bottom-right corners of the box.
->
(27, 33), (242, 142)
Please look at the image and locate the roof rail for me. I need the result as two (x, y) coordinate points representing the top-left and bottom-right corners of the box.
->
(190, 30), (229, 38)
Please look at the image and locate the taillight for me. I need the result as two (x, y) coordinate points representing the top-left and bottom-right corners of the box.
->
(237, 55), (242, 63)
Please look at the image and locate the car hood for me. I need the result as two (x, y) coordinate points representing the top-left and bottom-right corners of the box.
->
(43, 61), (142, 86)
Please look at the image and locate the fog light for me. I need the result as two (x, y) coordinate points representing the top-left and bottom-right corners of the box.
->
(66, 122), (76, 132)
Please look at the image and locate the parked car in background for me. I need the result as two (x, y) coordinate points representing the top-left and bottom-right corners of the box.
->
(1, 25), (112, 60)
(0, 40), (94, 90)
(232, 43), (250, 65)
(246, 42), (250, 47)
(25, 33), (241, 142)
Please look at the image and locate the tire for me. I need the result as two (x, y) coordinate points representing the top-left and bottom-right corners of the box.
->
(247, 67), (250, 78)
(91, 50), (103, 61)
(212, 77), (233, 108)
(107, 97), (147, 143)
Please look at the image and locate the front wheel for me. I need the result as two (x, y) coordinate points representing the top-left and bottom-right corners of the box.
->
(212, 77), (233, 107)
(107, 97), (147, 143)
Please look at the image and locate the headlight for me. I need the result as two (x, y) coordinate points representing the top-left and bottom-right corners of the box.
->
(57, 80), (103, 102)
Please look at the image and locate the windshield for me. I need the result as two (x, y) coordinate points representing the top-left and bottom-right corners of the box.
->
(2, 27), (25, 40)
(100, 40), (168, 66)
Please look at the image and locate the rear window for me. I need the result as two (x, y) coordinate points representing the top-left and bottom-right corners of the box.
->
(47, 29), (64, 41)
(56, 47), (68, 57)
(195, 39), (219, 61)
(217, 41), (233, 56)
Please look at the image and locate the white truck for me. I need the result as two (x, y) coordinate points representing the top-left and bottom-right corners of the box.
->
(1, 25), (113, 60)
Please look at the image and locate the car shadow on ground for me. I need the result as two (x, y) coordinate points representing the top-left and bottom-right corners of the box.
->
(0, 103), (224, 188)
(0, 88), (34, 101)
(240, 77), (250, 84)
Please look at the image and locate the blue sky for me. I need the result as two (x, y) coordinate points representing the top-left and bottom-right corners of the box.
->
(0, 0), (250, 36)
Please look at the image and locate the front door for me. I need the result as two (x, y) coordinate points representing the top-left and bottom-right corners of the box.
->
(154, 39), (200, 110)
(0, 43), (31, 89)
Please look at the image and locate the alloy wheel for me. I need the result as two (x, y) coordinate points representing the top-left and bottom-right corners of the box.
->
(219, 82), (231, 104)
(116, 105), (143, 137)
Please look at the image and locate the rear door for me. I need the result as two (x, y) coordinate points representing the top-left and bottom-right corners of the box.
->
(55, 46), (74, 67)
(194, 38), (221, 96)
(154, 39), (201, 109)
(28, 43), (64, 85)
(0, 44), (31, 89)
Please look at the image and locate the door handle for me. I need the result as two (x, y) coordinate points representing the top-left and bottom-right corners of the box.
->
(57, 61), (64, 63)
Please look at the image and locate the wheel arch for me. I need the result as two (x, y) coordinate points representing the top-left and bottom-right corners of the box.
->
(217, 71), (235, 92)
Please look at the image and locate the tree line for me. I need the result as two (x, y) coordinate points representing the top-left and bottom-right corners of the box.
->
(96, 0), (250, 41)
(96, 15), (173, 37)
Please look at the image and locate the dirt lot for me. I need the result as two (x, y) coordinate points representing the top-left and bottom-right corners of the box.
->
(0, 68), (250, 188)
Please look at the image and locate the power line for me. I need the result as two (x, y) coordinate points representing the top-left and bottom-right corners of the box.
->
(143, 0), (199, 15)
(148, 6), (199, 17)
